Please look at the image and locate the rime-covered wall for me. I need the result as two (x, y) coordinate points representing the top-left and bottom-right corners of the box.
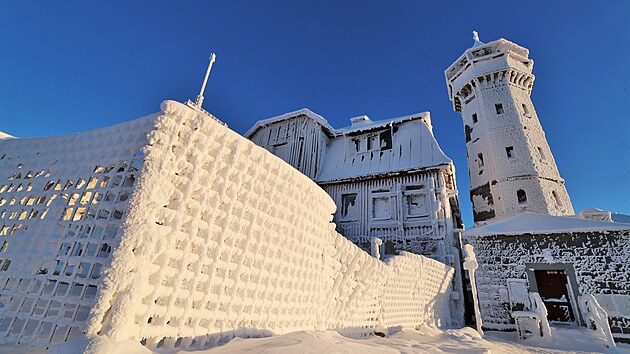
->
(0, 101), (454, 351)
(89, 101), (454, 351)
(465, 229), (630, 341)
(0, 114), (157, 345)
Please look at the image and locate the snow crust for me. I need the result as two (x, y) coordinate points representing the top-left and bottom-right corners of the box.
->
(465, 212), (630, 237)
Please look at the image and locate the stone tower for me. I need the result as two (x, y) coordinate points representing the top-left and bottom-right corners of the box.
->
(445, 32), (573, 224)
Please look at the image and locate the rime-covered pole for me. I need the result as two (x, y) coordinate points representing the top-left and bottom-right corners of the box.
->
(195, 53), (217, 108)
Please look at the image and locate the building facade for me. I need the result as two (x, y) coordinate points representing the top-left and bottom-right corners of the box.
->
(445, 33), (573, 225)
(246, 109), (465, 324)
(446, 34), (630, 343)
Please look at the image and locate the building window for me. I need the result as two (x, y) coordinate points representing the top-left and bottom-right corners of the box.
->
(367, 135), (379, 151)
(340, 193), (358, 221)
(472, 113), (478, 123)
(552, 191), (563, 207)
(506, 146), (514, 159)
(371, 190), (395, 221)
(495, 103), (504, 114)
(537, 147), (546, 161)
(379, 130), (393, 150)
(477, 153), (484, 167)
(405, 193), (429, 218)
(517, 189), (527, 204)
(352, 130), (393, 153)
(352, 138), (367, 152)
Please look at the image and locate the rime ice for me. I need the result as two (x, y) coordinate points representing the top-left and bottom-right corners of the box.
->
(0, 101), (454, 352)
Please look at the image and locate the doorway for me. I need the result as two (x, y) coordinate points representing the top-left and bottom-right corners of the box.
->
(534, 269), (576, 323)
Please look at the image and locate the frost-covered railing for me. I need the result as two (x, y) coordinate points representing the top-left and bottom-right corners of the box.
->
(580, 295), (616, 349)
(511, 292), (551, 340)
(529, 293), (551, 338)
(0, 101), (454, 352)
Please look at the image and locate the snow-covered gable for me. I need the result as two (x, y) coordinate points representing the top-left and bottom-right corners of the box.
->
(244, 108), (335, 139)
(464, 212), (630, 238)
(316, 113), (451, 183)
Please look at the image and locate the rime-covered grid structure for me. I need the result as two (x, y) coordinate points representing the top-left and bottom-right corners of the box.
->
(0, 101), (453, 351)
(0, 114), (156, 345)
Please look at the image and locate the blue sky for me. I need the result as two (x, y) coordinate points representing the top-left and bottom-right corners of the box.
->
(1, 1), (628, 227)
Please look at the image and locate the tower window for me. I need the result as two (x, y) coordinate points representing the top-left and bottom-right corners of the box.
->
(552, 191), (563, 207)
(472, 113), (478, 123)
(517, 189), (527, 204)
(506, 146), (514, 158)
(477, 153), (484, 167)
(495, 103), (504, 114)
(522, 103), (530, 116)
(537, 147), (546, 161)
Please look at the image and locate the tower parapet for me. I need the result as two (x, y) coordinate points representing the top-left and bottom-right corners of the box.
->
(445, 33), (573, 224)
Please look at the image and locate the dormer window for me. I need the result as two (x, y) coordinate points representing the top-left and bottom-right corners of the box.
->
(351, 130), (392, 153)
(472, 113), (478, 123)
(352, 138), (364, 152)
(495, 103), (504, 114)
(367, 135), (379, 151)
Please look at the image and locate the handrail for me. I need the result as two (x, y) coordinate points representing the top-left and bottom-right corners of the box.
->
(529, 292), (551, 338)
(580, 294), (617, 350)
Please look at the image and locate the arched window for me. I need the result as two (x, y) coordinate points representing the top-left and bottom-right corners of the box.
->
(517, 189), (527, 204)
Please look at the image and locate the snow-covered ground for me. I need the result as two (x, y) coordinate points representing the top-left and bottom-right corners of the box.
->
(3, 325), (627, 353)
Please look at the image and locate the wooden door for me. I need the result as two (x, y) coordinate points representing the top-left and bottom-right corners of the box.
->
(534, 269), (575, 323)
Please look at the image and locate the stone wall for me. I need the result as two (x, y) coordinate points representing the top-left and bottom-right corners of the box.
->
(465, 229), (630, 340)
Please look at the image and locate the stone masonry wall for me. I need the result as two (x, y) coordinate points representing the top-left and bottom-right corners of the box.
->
(465, 230), (630, 339)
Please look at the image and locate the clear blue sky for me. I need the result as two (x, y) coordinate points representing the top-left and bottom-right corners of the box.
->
(1, 1), (628, 227)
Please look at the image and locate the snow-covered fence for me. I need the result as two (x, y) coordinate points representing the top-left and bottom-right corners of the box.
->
(0, 101), (453, 352)
(0, 112), (157, 346)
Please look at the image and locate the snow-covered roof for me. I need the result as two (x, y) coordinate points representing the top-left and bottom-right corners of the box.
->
(612, 213), (630, 224)
(464, 212), (630, 238)
(244, 108), (335, 138)
(335, 112), (431, 135)
(0, 131), (15, 139)
(316, 116), (451, 183)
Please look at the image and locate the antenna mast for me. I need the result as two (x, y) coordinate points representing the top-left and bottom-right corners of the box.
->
(195, 53), (217, 108)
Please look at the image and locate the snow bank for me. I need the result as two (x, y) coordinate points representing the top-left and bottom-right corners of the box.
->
(0, 101), (453, 352)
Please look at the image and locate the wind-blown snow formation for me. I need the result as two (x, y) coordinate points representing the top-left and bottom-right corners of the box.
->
(0, 101), (453, 352)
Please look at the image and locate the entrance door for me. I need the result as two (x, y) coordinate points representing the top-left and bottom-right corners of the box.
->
(534, 269), (576, 323)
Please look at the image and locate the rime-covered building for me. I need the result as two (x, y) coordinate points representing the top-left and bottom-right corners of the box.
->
(446, 34), (630, 343)
(445, 32), (573, 225)
(246, 109), (465, 324)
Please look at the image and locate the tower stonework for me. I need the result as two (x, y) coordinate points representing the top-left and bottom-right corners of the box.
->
(445, 33), (573, 224)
